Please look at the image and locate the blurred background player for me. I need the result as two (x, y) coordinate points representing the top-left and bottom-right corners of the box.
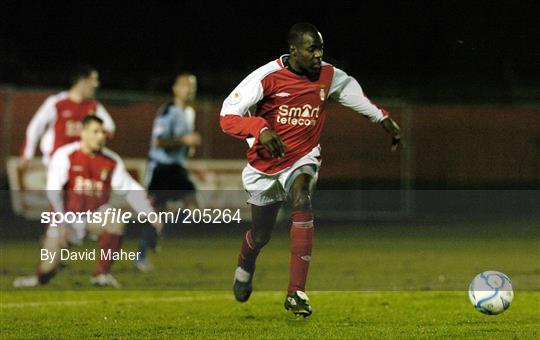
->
(20, 65), (115, 169)
(220, 23), (402, 317)
(135, 73), (201, 272)
(13, 115), (162, 288)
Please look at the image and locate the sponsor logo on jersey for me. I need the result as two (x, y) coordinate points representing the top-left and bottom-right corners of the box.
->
(276, 104), (320, 126)
(65, 120), (82, 137)
(73, 176), (104, 194)
(275, 92), (291, 97)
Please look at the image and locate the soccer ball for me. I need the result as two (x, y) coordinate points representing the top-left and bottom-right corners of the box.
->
(468, 271), (514, 315)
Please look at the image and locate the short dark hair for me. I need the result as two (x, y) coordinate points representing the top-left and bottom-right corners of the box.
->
(82, 115), (103, 127)
(70, 64), (96, 86)
(287, 22), (320, 46)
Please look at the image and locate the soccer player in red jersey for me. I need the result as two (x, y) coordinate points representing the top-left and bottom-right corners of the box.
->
(20, 65), (115, 169)
(13, 115), (162, 288)
(220, 23), (402, 316)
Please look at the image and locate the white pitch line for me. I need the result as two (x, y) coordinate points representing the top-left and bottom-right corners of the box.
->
(1, 294), (233, 309)
(2, 291), (465, 309)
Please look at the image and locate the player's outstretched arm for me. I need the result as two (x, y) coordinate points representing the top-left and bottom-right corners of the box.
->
(329, 67), (403, 151)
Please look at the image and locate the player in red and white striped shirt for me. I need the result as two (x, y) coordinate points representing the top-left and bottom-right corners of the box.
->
(20, 65), (115, 169)
(13, 115), (161, 288)
(220, 23), (402, 316)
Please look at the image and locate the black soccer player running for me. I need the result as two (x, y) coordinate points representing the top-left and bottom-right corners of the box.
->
(220, 23), (402, 317)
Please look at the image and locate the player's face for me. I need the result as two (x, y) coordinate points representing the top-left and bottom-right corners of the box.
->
(292, 32), (324, 74)
(80, 71), (100, 99)
(173, 75), (197, 103)
(81, 121), (107, 153)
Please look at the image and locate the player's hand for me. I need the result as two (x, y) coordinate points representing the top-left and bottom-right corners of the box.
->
(180, 132), (202, 146)
(19, 158), (31, 172)
(381, 118), (403, 152)
(259, 129), (286, 158)
(391, 135), (403, 152)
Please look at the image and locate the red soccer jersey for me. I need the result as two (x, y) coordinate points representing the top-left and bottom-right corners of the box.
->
(22, 92), (115, 165)
(220, 55), (388, 174)
(63, 147), (116, 212)
(47, 142), (152, 214)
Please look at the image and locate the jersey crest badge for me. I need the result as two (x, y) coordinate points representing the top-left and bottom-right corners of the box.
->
(226, 92), (242, 105)
(319, 86), (326, 101)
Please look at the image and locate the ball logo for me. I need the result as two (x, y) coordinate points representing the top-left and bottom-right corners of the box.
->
(277, 104), (319, 126)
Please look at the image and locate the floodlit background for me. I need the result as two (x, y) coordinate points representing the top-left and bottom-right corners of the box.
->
(0, 1), (539, 337)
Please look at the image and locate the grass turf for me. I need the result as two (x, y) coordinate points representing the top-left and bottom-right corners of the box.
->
(1, 218), (539, 338)
(1, 291), (539, 339)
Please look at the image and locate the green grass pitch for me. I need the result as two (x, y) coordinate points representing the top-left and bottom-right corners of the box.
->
(2, 291), (539, 339)
(1, 219), (539, 338)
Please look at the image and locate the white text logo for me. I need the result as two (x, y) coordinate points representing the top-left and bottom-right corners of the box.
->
(276, 105), (319, 126)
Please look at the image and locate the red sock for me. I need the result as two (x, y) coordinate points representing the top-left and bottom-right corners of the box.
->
(288, 211), (314, 294)
(94, 232), (123, 276)
(237, 230), (260, 274)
